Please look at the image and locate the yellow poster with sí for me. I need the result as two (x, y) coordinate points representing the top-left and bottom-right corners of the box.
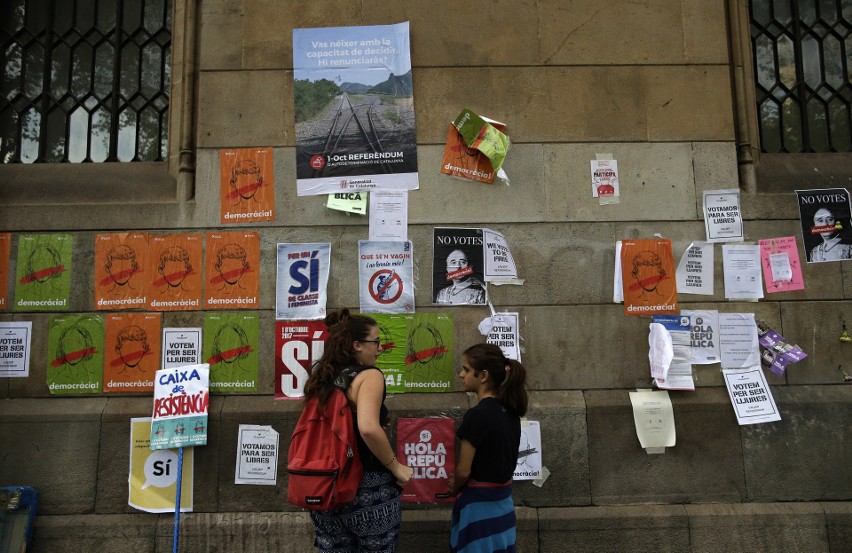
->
(128, 417), (194, 513)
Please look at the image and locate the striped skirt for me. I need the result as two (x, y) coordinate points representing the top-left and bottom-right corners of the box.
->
(450, 481), (516, 553)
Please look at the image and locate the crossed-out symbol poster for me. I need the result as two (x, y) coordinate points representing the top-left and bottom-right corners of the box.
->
(47, 314), (104, 394)
(372, 313), (453, 393)
(94, 232), (150, 311)
(203, 312), (259, 393)
(358, 240), (414, 314)
(14, 233), (73, 311)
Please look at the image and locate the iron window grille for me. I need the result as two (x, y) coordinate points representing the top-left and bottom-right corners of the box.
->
(750, 0), (851, 153)
(1, 0), (171, 163)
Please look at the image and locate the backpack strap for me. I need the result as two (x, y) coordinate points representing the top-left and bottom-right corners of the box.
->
(333, 364), (378, 392)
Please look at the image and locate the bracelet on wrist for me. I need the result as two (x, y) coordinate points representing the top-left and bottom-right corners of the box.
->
(383, 455), (396, 467)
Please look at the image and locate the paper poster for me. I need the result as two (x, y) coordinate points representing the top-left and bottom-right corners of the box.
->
(150, 364), (209, 450)
(703, 189), (744, 243)
(482, 228), (521, 284)
(292, 22), (419, 196)
(0, 233), (12, 310)
(204, 231), (260, 310)
(369, 191), (408, 241)
(396, 418), (455, 503)
(628, 390), (676, 452)
(358, 240), (414, 314)
(128, 417), (194, 513)
(219, 147), (275, 223)
(47, 314), (103, 394)
(613, 241), (624, 302)
(274, 320), (328, 400)
(758, 236), (804, 292)
(722, 245), (764, 300)
(756, 321), (808, 376)
(148, 234), (203, 311)
(452, 108), (509, 172)
(14, 233), (73, 311)
(432, 228), (487, 305)
(649, 315), (694, 391)
(479, 312), (521, 361)
(513, 420), (542, 480)
(326, 191), (367, 214)
(161, 327), (202, 370)
(235, 425), (279, 485)
(0, 321), (31, 378)
(103, 312), (162, 393)
(722, 367), (781, 425)
(275, 243), (331, 320)
(591, 159), (620, 198)
(620, 238), (678, 316)
(373, 313), (454, 393)
(681, 309), (720, 364)
(795, 188), (852, 263)
(719, 313), (760, 369)
(94, 232), (149, 310)
(440, 116), (505, 184)
(676, 241), (714, 295)
(203, 312), (259, 393)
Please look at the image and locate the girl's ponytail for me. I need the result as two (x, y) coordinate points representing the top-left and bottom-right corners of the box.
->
(463, 343), (528, 416)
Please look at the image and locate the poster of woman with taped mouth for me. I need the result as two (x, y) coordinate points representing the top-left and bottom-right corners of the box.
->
(432, 228), (487, 305)
(795, 188), (852, 263)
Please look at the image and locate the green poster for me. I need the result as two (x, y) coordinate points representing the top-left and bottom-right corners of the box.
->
(203, 312), (259, 393)
(373, 313), (454, 393)
(47, 314), (104, 394)
(453, 108), (510, 171)
(14, 233), (73, 311)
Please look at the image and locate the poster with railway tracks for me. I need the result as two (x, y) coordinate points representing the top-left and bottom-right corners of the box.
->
(292, 22), (419, 195)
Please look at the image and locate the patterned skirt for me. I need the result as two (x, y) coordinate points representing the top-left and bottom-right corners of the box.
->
(450, 480), (516, 553)
(310, 470), (401, 553)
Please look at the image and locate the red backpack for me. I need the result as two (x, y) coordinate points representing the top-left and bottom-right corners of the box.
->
(287, 366), (365, 511)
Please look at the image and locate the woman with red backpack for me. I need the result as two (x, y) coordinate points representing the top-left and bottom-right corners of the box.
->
(303, 309), (414, 552)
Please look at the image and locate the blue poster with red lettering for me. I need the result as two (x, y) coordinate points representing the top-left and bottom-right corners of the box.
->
(275, 243), (331, 320)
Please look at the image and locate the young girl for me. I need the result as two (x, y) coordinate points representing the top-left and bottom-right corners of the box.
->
(304, 309), (414, 552)
(447, 343), (528, 553)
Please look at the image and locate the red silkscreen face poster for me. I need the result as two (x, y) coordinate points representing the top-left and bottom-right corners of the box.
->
(274, 320), (327, 399)
(103, 312), (162, 393)
(94, 232), (150, 310)
(204, 231), (260, 310)
(148, 234), (203, 311)
(621, 238), (678, 317)
(219, 147), (275, 224)
(396, 418), (455, 503)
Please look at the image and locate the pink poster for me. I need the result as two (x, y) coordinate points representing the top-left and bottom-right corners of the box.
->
(759, 236), (805, 293)
(396, 418), (455, 503)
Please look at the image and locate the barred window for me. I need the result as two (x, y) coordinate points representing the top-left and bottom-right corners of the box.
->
(750, 0), (851, 153)
(1, 0), (171, 163)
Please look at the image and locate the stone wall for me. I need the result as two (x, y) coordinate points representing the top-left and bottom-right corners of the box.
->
(1, 0), (851, 551)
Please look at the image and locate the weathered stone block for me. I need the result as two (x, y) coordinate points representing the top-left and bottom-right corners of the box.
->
(686, 502), (829, 553)
(778, 302), (852, 385)
(32, 513), (157, 553)
(155, 511), (315, 552)
(586, 388), (747, 504)
(539, 505), (690, 552)
(0, 398), (105, 515)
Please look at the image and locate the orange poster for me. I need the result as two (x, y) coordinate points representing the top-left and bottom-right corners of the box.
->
(148, 234), (203, 311)
(94, 232), (150, 311)
(219, 147), (275, 224)
(440, 120), (505, 184)
(204, 231), (260, 310)
(621, 238), (679, 317)
(103, 312), (162, 393)
(0, 233), (10, 311)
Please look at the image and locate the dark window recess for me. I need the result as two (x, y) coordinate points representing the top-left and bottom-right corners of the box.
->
(0, 0), (170, 163)
(750, 0), (851, 153)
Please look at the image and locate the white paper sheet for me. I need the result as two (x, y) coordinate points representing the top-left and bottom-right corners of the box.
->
(719, 313), (760, 368)
(723, 245), (764, 300)
(676, 241), (714, 295)
(722, 367), (781, 425)
(369, 191), (408, 241)
(629, 390), (676, 452)
(703, 189), (744, 243)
